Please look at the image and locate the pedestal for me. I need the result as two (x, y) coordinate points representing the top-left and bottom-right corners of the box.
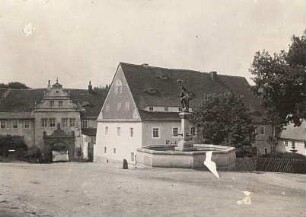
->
(175, 111), (194, 151)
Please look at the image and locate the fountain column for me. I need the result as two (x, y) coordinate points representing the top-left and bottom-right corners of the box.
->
(175, 111), (194, 151)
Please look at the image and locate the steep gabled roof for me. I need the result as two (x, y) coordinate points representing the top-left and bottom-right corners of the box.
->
(0, 88), (107, 118)
(120, 62), (264, 121)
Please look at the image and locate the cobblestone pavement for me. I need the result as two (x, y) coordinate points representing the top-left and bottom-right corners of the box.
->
(0, 162), (305, 217)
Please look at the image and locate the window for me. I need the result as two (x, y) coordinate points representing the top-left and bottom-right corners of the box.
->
(50, 100), (54, 107)
(172, 127), (178, 137)
(125, 102), (130, 111)
(264, 148), (268, 154)
(291, 141), (296, 150)
(149, 106), (154, 111)
(62, 118), (68, 127)
(69, 118), (76, 127)
(105, 104), (110, 112)
(115, 79), (123, 94)
(0, 120), (6, 129)
(104, 147), (107, 153)
(117, 102), (122, 111)
(164, 107), (169, 111)
(12, 120), (18, 128)
(178, 107), (182, 112)
(131, 152), (135, 162)
(58, 101), (63, 107)
(49, 118), (55, 127)
(117, 127), (121, 136)
(130, 128), (134, 137)
(152, 127), (160, 138)
(191, 127), (196, 136)
(81, 120), (88, 128)
(258, 126), (265, 135)
(24, 120), (30, 128)
(284, 140), (289, 147)
(113, 148), (116, 154)
(41, 118), (48, 127)
(105, 126), (109, 135)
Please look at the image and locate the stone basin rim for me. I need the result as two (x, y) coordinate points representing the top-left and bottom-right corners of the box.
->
(137, 144), (235, 156)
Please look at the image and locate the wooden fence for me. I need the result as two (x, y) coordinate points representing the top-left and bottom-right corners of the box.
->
(233, 157), (306, 174)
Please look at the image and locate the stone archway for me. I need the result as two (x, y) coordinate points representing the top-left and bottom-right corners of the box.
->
(43, 124), (75, 162)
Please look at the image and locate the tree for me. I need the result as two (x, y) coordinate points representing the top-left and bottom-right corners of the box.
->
(0, 82), (29, 89)
(250, 34), (305, 135)
(191, 94), (256, 154)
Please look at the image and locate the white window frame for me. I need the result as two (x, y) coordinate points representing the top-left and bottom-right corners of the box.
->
(172, 127), (179, 137)
(0, 120), (6, 129)
(190, 127), (196, 136)
(61, 118), (68, 127)
(12, 120), (18, 128)
(41, 118), (48, 128)
(69, 118), (76, 127)
(105, 104), (110, 112)
(152, 127), (160, 139)
(125, 102), (130, 111)
(115, 79), (123, 94)
(49, 118), (56, 128)
(24, 120), (30, 128)
(117, 102), (122, 111)
(81, 120), (88, 128)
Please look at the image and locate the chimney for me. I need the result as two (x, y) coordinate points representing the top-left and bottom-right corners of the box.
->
(88, 81), (93, 93)
(210, 71), (217, 81)
(47, 80), (51, 89)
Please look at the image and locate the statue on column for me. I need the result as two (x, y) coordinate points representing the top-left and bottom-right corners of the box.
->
(177, 80), (190, 112)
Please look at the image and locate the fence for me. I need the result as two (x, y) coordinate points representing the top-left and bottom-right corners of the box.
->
(233, 157), (306, 174)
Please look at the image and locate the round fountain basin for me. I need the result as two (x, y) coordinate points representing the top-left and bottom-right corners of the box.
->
(136, 144), (236, 169)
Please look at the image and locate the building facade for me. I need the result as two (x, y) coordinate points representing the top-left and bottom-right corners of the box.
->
(0, 80), (106, 161)
(277, 121), (306, 155)
(96, 62), (273, 164)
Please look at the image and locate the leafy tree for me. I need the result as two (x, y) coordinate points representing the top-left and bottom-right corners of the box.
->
(0, 82), (29, 89)
(191, 94), (256, 153)
(250, 34), (305, 135)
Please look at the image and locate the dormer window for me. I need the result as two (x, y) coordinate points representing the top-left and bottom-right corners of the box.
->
(115, 79), (123, 94)
(144, 88), (158, 95)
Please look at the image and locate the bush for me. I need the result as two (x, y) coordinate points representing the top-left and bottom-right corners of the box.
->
(0, 135), (28, 158)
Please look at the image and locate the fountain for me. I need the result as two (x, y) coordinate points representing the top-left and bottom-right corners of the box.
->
(136, 80), (236, 169)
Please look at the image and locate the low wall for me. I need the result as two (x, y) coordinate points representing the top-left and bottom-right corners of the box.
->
(136, 144), (236, 169)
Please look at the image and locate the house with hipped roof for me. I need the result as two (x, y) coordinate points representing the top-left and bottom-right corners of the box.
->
(0, 80), (107, 161)
(95, 62), (273, 164)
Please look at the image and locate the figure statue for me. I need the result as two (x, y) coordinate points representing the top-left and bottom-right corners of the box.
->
(177, 80), (190, 112)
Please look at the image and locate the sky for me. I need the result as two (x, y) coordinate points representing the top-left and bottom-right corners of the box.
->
(0, 0), (304, 89)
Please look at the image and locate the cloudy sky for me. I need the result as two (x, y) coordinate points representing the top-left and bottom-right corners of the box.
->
(0, 0), (304, 88)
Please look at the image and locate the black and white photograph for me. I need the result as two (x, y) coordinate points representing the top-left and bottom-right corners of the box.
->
(0, 0), (305, 216)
